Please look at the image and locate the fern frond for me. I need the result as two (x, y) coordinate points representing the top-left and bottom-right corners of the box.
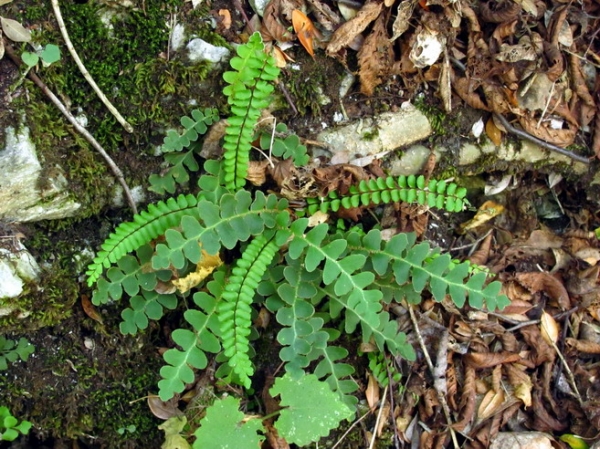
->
(86, 194), (200, 286)
(149, 108), (219, 194)
(92, 245), (173, 305)
(350, 229), (511, 311)
(119, 290), (177, 335)
(152, 191), (289, 270)
(222, 32), (280, 191)
(305, 174), (468, 214)
(288, 220), (383, 330)
(309, 341), (358, 408)
(161, 108), (219, 153)
(219, 231), (283, 388)
(158, 272), (224, 401)
(259, 123), (309, 167)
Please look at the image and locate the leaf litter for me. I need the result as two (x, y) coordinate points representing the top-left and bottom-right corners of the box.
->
(152, 0), (600, 446)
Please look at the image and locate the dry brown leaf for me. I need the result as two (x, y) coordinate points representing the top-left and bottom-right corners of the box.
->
(390, 0), (417, 41)
(292, 9), (317, 57)
(477, 389), (505, 421)
(262, 0), (295, 42)
(540, 310), (559, 345)
(81, 294), (104, 324)
(515, 272), (570, 309)
(525, 229), (563, 249)
(148, 395), (182, 420)
(247, 159), (270, 186)
(326, 0), (383, 54)
(517, 115), (576, 147)
(366, 373), (380, 412)
(566, 265), (600, 296)
(566, 338), (600, 354)
(465, 352), (521, 369)
(453, 365), (476, 431)
(358, 14), (392, 96)
(486, 116), (503, 146)
(468, 232), (493, 266)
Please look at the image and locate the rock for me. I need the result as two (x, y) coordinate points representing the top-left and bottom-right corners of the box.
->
(186, 38), (230, 64)
(0, 126), (81, 222)
(0, 240), (40, 315)
(490, 431), (553, 449)
(318, 103), (432, 165)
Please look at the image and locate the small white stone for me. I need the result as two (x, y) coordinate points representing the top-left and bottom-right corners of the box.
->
(170, 23), (186, 52)
(186, 38), (230, 64)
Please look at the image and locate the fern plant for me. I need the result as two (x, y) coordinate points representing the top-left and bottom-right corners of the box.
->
(87, 31), (510, 446)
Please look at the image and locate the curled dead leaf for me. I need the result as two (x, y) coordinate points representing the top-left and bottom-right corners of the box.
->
(486, 117), (503, 146)
(366, 373), (380, 412)
(292, 9), (317, 58)
(327, 0), (382, 54)
(515, 272), (570, 309)
(540, 310), (559, 345)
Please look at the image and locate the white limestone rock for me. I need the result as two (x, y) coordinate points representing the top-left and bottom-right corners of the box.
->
(0, 242), (40, 314)
(317, 103), (432, 165)
(0, 126), (81, 222)
(187, 38), (230, 63)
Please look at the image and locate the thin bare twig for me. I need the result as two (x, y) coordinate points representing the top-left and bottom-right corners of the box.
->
(331, 408), (372, 449)
(368, 385), (388, 449)
(51, 0), (134, 133)
(3, 38), (138, 214)
(493, 113), (590, 165)
(407, 306), (460, 449)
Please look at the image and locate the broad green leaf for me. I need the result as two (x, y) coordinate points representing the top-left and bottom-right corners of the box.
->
(271, 373), (354, 447)
(193, 396), (264, 449)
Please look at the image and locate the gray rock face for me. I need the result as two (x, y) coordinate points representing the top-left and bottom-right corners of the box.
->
(317, 103), (433, 165)
(0, 125), (81, 222)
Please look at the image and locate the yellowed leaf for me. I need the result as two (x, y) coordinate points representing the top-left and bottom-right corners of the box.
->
(540, 310), (559, 345)
(459, 200), (505, 233)
(307, 210), (329, 227)
(477, 389), (505, 421)
(365, 373), (380, 412)
(172, 250), (223, 293)
(514, 382), (532, 407)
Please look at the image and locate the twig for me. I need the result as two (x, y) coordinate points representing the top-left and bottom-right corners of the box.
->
(331, 408), (372, 449)
(368, 385), (388, 449)
(3, 38), (138, 214)
(50, 0), (134, 133)
(493, 113), (590, 165)
(407, 306), (460, 449)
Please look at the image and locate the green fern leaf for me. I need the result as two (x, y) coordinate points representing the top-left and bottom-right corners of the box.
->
(222, 32), (280, 191)
(161, 108), (218, 153)
(158, 272), (224, 401)
(119, 290), (177, 335)
(86, 194), (200, 286)
(219, 231), (282, 388)
(152, 191), (289, 270)
(306, 174), (468, 214)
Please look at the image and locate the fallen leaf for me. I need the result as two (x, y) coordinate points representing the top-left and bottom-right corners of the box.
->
(390, 0), (417, 42)
(516, 272), (570, 309)
(1, 17), (31, 42)
(218, 9), (232, 30)
(540, 310), (559, 345)
(172, 250), (223, 293)
(477, 389), (505, 421)
(327, 0), (383, 54)
(459, 200), (505, 233)
(365, 373), (380, 412)
(148, 395), (182, 420)
(358, 14), (392, 95)
(292, 9), (317, 58)
(486, 116), (503, 146)
(81, 294), (104, 324)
